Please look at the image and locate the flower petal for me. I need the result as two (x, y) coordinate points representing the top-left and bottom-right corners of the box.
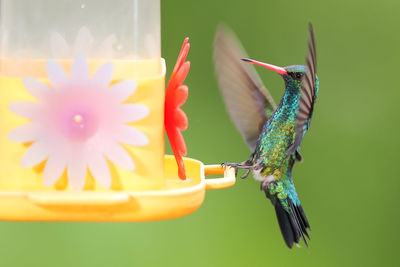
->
(174, 108), (188, 131)
(87, 154), (111, 188)
(175, 130), (187, 155)
(92, 62), (113, 88)
(21, 142), (49, 168)
(172, 37), (190, 76)
(174, 61), (190, 88)
(73, 26), (94, 54)
(109, 80), (137, 103)
(116, 125), (149, 146)
(9, 101), (41, 120)
(95, 34), (117, 58)
(43, 155), (66, 187)
(67, 158), (87, 190)
(104, 143), (135, 170)
(166, 127), (186, 180)
(50, 32), (70, 58)
(47, 60), (69, 88)
(23, 77), (52, 100)
(8, 123), (39, 143)
(70, 54), (89, 82)
(176, 155), (186, 180)
(118, 104), (149, 123)
(168, 127), (187, 156)
(174, 85), (188, 108)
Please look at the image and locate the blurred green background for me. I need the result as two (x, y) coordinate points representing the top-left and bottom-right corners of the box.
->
(1, 0), (400, 266)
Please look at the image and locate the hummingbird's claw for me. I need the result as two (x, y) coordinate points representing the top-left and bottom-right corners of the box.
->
(221, 162), (253, 178)
(241, 169), (251, 179)
(221, 162), (239, 176)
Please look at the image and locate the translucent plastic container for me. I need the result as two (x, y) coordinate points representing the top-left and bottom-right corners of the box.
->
(0, 0), (165, 191)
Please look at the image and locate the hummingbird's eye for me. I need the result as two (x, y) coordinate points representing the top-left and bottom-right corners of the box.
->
(290, 72), (303, 80)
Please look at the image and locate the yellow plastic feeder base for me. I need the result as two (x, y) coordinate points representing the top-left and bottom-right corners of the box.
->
(0, 155), (235, 222)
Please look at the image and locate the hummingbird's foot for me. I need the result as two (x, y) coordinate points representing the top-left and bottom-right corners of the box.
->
(221, 162), (253, 178)
(221, 162), (253, 169)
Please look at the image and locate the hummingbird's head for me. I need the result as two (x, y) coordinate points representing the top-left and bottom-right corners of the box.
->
(241, 58), (306, 88)
(282, 65), (307, 86)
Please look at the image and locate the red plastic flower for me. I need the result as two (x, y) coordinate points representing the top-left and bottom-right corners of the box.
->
(165, 38), (190, 180)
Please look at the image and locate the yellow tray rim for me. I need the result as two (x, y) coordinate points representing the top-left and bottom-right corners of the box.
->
(0, 155), (236, 222)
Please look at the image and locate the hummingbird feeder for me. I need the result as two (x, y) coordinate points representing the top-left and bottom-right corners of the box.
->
(0, 0), (235, 222)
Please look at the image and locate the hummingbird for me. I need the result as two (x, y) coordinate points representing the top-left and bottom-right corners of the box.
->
(214, 24), (318, 248)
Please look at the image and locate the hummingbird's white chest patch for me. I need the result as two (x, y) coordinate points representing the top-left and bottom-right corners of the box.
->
(253, 168), (275, 183)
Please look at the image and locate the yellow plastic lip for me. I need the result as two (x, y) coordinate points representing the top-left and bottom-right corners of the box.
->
(204, 165), (236, 190)
(0, 155), (236, 222)
(27, 192), (132, 206)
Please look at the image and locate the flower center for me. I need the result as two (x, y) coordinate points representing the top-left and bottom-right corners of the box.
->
(73, 114), (84, 127)
(59, 107), (98, 142)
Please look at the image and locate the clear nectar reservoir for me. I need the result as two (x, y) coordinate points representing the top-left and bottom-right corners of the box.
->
(0, 0), (165, 191)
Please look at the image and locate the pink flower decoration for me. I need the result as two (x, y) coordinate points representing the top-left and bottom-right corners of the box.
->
(9, 54), (149, 190)
(165, 38), (190, 180)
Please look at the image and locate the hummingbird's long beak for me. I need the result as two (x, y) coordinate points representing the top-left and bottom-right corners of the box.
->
(242, 58), (287, 75)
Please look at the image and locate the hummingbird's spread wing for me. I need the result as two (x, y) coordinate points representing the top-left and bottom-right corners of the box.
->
(214, 25), (277, 151)
(286, 24), (318, 155)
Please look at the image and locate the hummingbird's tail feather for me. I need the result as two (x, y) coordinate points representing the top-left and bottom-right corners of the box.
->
(273, 199), (310, 248)
(293, 202), (310, 238)
(274, 200), (296, 248)
(263, 184), (310, 248)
